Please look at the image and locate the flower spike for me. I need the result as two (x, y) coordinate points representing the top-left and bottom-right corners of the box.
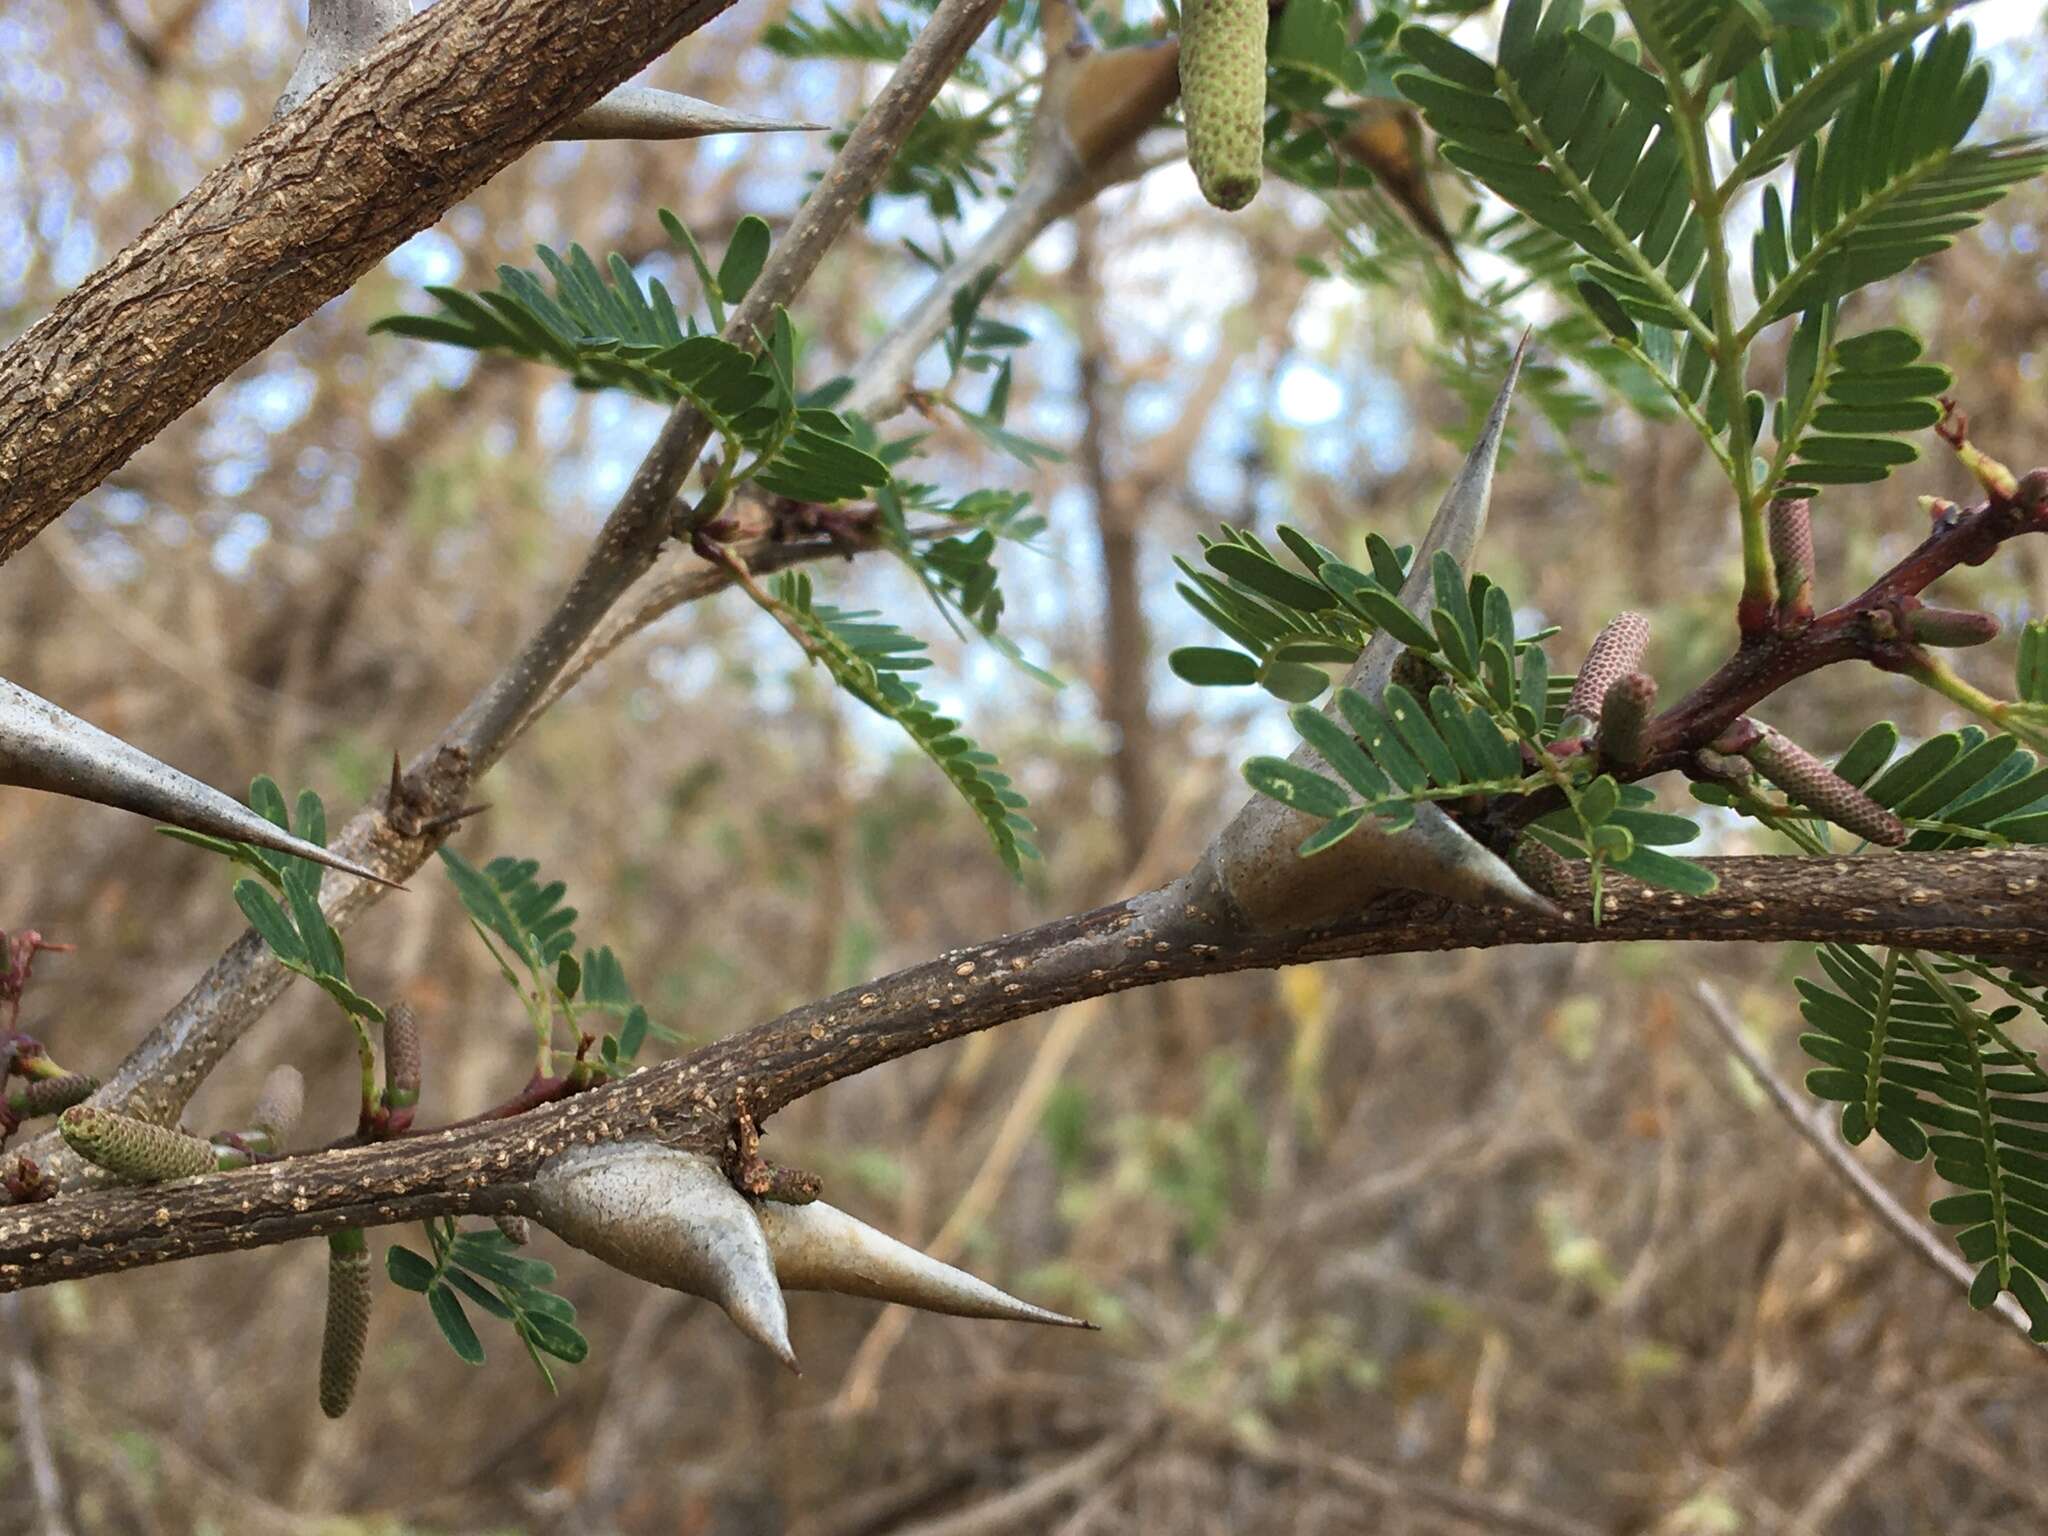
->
(1564, 612), (1651, 726)
(59, 1106), (219, 1183)
(0, 677), (395, 885)
(252, 1066), (306, 1150)
(320, 1230), (372, 1419)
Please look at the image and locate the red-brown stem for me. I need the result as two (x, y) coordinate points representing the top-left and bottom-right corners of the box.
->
(1639, 484), (2047, 773)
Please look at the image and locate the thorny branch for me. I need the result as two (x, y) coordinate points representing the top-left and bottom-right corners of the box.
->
(0, 847), (2044, 1288)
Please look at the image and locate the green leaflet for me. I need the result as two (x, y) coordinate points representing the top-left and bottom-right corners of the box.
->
(771, 573), (1036, 875)
(437, 851), (658, 1071)
(371, 221), (888, 509)
(1799, 946), (2048, 1339)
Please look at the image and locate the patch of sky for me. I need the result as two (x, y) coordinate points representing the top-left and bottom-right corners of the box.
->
(387, 229), (464, 288)
(211, 510), (271, 575)
(87, 154), (131, 203)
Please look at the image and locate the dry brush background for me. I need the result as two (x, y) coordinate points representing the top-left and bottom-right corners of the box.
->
(2, 2), (2047, 1532)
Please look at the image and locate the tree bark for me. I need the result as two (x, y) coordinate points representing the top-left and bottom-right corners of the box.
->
(0, 0), (738, 563)
(2, 847), (2042, 1289)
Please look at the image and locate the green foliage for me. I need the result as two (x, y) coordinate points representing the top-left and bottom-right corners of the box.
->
(1797, 944), (2048, 1339)
(370, 218), (889, 508)
(389, 1220), (588, 1387)
(378, 213), (1044, 872)
(439, 850), (664, 1073)
(1179, 533), (1714, 908)
(767, 572), (1037, 874)
(168, 777), (382, 1023)
(1771, 319), (1949, 497)
(1393, 1), (2043, 512)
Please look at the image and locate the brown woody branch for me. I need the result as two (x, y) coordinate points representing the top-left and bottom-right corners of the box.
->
(2, 848), (2042, 1289)
(0, 0), (743, 563)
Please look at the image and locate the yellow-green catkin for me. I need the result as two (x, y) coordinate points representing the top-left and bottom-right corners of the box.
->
(320, 1230), (372, 1420)
(1179, 0), (1266, 211)
(59, 1106), (218, 1182)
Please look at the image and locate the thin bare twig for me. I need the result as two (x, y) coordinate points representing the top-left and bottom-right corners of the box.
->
(3, 1293), (71, 1536)
(1691, 980), (2038, 1343)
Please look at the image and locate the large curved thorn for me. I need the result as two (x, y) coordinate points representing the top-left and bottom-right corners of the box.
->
(1353, 333), (1528, 702)
(530, 1144), (796, 1371)
(275, 3), (820, 142)
(756, 1199), (1094, 1329)
(556, 86), (824, 142)
(0, 678), (394, 886)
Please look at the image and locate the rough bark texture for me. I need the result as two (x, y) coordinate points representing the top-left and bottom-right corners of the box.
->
(2, 848), (2042, 1289)
(0, 0), (739, 563)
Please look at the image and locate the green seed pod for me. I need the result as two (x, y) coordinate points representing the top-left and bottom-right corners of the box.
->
(1178, 0), (1266, 211)
(1903, 604), (2000, 648)
(8, 1073), (98, 1120)
(383, 1003), (420, 1112)
(1745, 727), (1907, 847)
(320, 1230), (372, 1420)
(1594, 672), (1656, 768)
(1565, 612), (1650, 724)
(59, 1106), (219, 1183)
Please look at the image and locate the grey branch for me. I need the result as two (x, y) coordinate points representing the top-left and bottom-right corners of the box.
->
(275, 0), (817, 140)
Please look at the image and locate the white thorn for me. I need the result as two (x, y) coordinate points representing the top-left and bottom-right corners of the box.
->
(555, 86), (824, 142)
(0, 677), (395, 886)
(274, 0), (410, 119)
(274, 5), (817, 144)
(1353, 334), (1528, 703)
(530, 1144), (796, 1371)
(757, 1200), (1093, 1329)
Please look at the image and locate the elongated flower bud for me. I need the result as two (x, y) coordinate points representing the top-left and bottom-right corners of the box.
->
(1903, 604), (2000, 648)
(1565, 612), (1651, 724)
(383, 1003), (420, 1113)
(60, 1106), (218, 1182)
(320, 1230), (372, 1419)
(1595, 672), (1656, 767)
(7, 1074), (97, 1120)
(1178, 0), (1266, 210)
(252, 1065), (304, 1147)
(1745, 727), (1907, 847)
(1769, 498), (1814, 624)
